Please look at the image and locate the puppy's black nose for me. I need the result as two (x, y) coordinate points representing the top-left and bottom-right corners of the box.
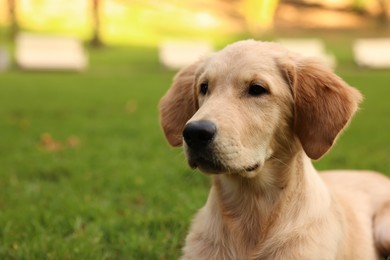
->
(183, 120), (216, 148)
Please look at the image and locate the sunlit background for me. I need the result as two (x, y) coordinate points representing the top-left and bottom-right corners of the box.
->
(1, 0), (388, 46)
(1, 0), (249, 45)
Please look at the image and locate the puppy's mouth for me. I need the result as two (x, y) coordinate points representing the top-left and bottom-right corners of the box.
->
(244, 163), (260, 172)
(188, 155), (260, 175)
(188, 156), (224, 174)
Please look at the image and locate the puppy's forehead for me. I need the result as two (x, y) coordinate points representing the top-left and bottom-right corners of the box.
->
(203, 41), (285, 77)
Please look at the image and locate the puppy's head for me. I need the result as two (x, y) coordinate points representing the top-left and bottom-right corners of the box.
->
(159, 40), (362, 177)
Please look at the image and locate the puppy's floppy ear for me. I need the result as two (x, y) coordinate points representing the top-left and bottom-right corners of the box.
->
(159, 61), (203, 146)
(280, 57), (363, 160)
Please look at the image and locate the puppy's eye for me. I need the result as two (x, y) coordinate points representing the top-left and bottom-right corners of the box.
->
(248, 84), (268, 96)
(200, 83), (208, 95)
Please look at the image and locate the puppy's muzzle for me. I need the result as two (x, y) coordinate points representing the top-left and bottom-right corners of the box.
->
(183, 120), (216, 149)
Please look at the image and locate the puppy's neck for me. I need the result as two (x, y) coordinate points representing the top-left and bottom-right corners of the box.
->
(211, 151), (327, 250)
(214, 149), (306, 197)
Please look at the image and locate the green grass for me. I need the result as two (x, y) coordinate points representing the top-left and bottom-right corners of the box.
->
(0, 38), (389, 259)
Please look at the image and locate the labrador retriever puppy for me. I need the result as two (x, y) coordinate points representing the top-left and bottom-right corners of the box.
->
(159, 40), (390, 259)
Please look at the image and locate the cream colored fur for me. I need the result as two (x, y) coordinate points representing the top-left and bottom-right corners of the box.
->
(159, 40), (390, 259)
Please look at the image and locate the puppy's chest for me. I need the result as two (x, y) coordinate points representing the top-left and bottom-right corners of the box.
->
(187, 229), (294, 260)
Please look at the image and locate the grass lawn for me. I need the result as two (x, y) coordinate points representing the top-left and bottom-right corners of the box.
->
(0, 36), (389, 259)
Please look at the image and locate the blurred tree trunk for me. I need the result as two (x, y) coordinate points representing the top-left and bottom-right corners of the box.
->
(7, 0), (18, 40)
(241, 0), (279, 34)
(378, 0), (389, 24)
(91, 0), (103, 47)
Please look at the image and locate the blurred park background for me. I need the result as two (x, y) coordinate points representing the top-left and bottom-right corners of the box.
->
(0, 0), (389, 259)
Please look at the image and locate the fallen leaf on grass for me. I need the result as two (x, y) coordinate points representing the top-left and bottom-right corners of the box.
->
(39, 133), (81, 152)
(67, 135), (80, 148)
(39, 133), (63, 152)
(125, 100), (138, 113)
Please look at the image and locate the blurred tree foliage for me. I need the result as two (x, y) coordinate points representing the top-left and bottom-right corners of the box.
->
(241, 0), (279, 33)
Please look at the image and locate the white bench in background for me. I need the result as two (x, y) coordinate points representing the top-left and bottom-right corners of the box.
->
(16, 33), (88, 71)
(353, 38), (390, 68)
(158, 40), (213, 70)
(277, 38), (336, 69)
